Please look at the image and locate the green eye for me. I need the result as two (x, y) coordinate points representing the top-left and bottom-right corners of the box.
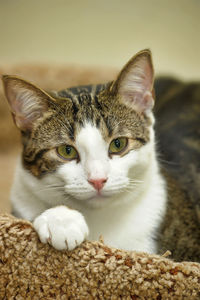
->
(57, 145), (78, 160)
(109, 137), (128, 155)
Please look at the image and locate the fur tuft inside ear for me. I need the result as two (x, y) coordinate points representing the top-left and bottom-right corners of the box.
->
(112, 49), (154, 115)
(2, 76), (53, 131)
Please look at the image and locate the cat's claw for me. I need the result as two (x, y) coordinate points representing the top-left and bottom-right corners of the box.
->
(33, 206), (89, 251)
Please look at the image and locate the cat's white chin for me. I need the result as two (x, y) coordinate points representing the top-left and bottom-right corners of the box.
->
(65, 189), (121, 208)
(84, 195), (113, 208)
(65, 187), (131, 209)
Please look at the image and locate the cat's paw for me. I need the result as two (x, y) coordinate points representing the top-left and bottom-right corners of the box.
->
(33, 206), (89, 251)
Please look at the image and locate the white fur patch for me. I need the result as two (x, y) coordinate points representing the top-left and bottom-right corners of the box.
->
(76, 124), (109, 180)
(33, 205), (89, 250)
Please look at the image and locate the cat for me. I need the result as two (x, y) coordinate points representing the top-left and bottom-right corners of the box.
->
(3, 49), (199, 262)
(2, 49), (167, 254)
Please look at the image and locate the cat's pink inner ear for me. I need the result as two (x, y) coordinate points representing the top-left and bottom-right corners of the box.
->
(2, 76), (48, 131)
(116, 50), (154, 114)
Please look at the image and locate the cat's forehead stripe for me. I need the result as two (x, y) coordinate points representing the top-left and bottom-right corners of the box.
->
(58, 83), (108, 103)
(58, 83), (114, 137)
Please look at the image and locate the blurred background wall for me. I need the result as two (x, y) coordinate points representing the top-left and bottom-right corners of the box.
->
(0, 0), (200, 79)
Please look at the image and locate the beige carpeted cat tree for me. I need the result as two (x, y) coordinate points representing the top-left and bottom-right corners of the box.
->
(0, 64), (200, 299)
(0, 214), (200, 299)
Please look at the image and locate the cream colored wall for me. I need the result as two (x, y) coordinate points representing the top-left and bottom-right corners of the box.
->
(0, 0), (199, 78)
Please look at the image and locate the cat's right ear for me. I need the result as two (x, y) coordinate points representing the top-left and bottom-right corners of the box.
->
(2, 75), (53, 132)
(110, 49), (154, 116)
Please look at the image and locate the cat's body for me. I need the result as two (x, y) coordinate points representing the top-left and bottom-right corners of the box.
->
(154, 77), (200, 262)
(2, 50), (200, 261)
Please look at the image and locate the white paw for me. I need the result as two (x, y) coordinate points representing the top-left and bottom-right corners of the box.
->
(33, 206), (89, 250)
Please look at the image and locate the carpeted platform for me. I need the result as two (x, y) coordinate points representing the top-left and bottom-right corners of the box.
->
(0, 214), (200, 299)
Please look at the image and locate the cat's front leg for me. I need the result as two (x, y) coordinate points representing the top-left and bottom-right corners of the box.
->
(33, 206), (89, 250)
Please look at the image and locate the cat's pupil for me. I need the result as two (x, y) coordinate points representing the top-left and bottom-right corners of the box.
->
(115, 139), (121, 148)
(65, 146), (72, 155)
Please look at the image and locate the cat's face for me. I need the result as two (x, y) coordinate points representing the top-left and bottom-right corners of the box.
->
(2, 49), (155, 207)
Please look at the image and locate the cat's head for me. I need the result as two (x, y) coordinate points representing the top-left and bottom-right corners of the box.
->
(2, 49), (155, 207)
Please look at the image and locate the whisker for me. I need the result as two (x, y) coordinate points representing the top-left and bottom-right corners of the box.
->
(43, 184), (64, 188)
(123, 189), (135, 195)
(36, 185), (64, 193)
(123, 183), (141, 192)
(157, 157), (180, 166)
(129, 179), (144, 184)
(105, 182), (127, 189)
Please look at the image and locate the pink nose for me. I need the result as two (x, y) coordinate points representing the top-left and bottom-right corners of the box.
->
(88, 178), (107, 191)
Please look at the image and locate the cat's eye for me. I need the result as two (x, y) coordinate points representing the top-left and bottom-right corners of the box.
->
(109, 137), (128, 155)
(57, 145), (79, 160)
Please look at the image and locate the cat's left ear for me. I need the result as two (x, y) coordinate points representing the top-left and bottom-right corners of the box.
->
(111, 49), (154, 115)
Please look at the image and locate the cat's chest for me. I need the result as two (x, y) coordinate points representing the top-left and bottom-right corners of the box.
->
(79, 186), (166, 252)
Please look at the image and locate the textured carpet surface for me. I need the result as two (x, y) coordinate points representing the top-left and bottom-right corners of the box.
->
(0, 214), (200, 300)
